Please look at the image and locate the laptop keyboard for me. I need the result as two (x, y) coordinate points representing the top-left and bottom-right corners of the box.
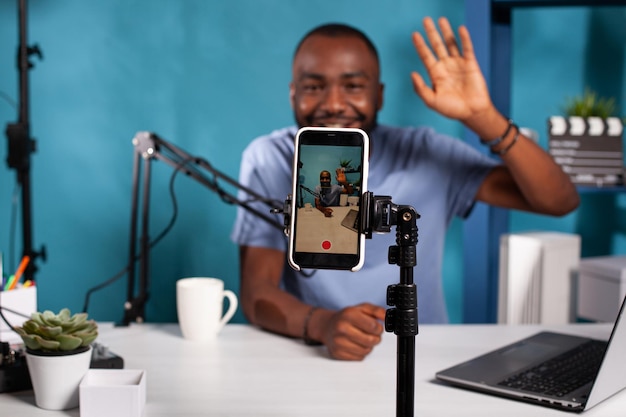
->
(497, 340), (607, 397)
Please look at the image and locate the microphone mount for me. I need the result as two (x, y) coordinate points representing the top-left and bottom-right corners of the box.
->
(298, 184), (320, 207)
(123, 131), (283, 326)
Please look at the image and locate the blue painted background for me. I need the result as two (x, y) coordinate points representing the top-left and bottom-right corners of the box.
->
(1, 1), (625, 324)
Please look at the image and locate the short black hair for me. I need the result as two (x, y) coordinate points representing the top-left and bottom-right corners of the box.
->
(293, 23), (380, 64)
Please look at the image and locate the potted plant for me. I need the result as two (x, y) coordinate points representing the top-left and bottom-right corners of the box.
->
(548, 88), (624, 187)
(562, 87), (617, 119)
(15, 308), (98, 410)
(339, 158), (352, 172)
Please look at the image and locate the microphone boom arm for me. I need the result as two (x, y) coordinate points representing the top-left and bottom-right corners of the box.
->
(123, 131), (283, 326)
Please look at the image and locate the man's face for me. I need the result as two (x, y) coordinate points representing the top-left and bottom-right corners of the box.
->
(319, 171), (332, 188)
(290, 34), (384, 134)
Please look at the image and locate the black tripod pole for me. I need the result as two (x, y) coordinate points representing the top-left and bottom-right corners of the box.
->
(5, 0), (45, 281)
(385, 206), (419, 417)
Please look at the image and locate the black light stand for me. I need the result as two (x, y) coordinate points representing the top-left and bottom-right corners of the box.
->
(298, 184), (320, 207)
(122, 131), (283, 326)
(4, 0), (46, 281)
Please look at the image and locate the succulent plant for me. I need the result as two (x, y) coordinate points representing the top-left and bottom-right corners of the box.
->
(15, 308), (98, 352)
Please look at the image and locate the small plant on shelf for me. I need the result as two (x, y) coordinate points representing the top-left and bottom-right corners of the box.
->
(562, 88), (617, 119)
(339, 158), (353, 171)
(15, 308), (98, 353)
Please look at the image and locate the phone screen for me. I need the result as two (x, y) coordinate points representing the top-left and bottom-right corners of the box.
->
(288, 127), (369, 271)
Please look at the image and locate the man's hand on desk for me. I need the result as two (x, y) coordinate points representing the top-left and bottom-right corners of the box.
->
(311, 303), (386, 361)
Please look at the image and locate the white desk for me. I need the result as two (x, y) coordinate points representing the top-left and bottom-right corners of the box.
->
(1, 323), (624, 416)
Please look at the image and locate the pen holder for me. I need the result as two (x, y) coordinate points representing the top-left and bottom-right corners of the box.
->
(0, 286), (37, 343)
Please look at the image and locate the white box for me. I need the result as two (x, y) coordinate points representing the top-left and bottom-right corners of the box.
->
(498, 232), (581, 324)
(577, 256), (626, 322)
(0, 286), (37, 343)
(80, 369), (146, 417)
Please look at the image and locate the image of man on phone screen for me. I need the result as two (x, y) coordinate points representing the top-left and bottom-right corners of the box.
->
(315, 169), (353, 217)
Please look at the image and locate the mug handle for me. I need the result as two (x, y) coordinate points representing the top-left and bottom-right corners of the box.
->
(218, 290), (238, 329)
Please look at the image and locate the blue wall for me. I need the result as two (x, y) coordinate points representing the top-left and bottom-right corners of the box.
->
(1, 1), (625, 324)
(509, 6), (626, 261)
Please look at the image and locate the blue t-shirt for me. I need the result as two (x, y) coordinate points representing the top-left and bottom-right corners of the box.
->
(231, 124), (497, 323)
(314, 184), (344, 206)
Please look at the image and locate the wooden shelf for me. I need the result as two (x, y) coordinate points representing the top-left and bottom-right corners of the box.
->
(577, 185), (626, 193)
(492, 0), (626, 7)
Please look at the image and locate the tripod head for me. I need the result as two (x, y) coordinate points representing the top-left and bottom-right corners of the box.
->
(361, 192), (398, 237)
(278, 190), (417, 240)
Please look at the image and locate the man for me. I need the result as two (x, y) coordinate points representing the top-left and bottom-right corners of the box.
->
(314, 169), (353, 217)
(231, 17), (579, 360)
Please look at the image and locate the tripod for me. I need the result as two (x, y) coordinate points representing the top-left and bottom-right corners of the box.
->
(363, 192), (419, 417)
(280, 191), (420, 417)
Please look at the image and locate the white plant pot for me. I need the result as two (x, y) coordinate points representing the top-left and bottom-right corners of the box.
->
(26, 345), (92, 410)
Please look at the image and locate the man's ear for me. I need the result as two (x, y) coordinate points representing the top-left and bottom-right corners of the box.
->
(376, 82), (385, 111)
(289, 82), (295, 109)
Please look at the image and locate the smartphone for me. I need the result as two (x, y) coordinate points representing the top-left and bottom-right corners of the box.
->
(287, 127), (369, 271)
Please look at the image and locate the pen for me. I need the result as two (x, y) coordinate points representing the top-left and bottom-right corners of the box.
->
(4, 275), (16, 291)
(8, 255), (30, 290)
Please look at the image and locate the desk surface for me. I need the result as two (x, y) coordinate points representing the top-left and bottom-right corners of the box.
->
(295, 206), (358, 253)
(2, 323), (624, 416)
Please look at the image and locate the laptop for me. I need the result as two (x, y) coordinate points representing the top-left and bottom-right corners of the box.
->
(340, 209), (360, 233)
(436, 294), (626, 412)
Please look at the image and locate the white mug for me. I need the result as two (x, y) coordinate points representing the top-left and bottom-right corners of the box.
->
(176, 277), (238, 341)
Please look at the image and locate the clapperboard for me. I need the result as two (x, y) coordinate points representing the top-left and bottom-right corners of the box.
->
(548, 116), (624, 186)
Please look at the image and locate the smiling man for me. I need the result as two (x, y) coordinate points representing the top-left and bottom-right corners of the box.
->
(290, 27), (382, 133)
(314, 169), (353, 217)
(231, 18), (579, 361)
